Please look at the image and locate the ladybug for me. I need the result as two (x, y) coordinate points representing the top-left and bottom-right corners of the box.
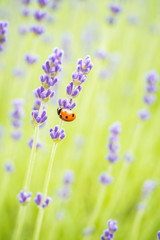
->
(57, 108), (76, 122)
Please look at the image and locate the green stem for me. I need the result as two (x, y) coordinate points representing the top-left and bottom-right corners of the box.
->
(25, 125), (39, 191)
(12, 124), (40, 240)
(33, 142), (58, 240)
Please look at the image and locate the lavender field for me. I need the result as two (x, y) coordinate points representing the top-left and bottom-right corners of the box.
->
(0, 0), (160, 240)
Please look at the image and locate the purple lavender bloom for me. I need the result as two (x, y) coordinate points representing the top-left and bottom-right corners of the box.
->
(109, 122), (121, 135)
(21, 0), (31, 4)
(137, 109), (151, 120)
(141, 180), (157, 199)
(11, 130), (22, 140)
(157, 231), (160, 240)
(63, 170), (74, 184)
(106, 16), (116, 24)
(32, 99), (43, 110)
(95, 49), (107, 60)
(58, 98), (76, 110)
(143, 94), (156, 105)
(146, 84), (158, 93)
(34, 192), (43, 206)
(13, 67), (25, 78)
(0, 21), (8, 51)
(37, 0), (50, 7)
(4, 161), (15, 173)
(57, 185), (71, 200)
(99, 172), (113, 186)
(42, 196), (52, 208)
(40, 75), (58, 89)
(32, 109), (47, 126)
(72, 71), (87, 86)
(21, 8), (31, 17)
(34, 9), (46, 21)
(28, 137), (42, 149)
(106, 153), (119, 163)
(77, 56), (93, 74)
(50, 126), (66, 143)
(34, 86), (54, 102)
(101, 220), (118, 240)
(109, 4), (122, 14)
(66, 82), (82, 97)
(145, 70), (159, 85)
(30, 24), (45, 35)
(25, 53), (39, 64)
(18, 190), (32, 205)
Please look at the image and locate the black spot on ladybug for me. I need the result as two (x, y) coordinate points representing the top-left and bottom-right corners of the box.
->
(60, 115), (62, 118)
(65, 116), (68, 119)
(72, 114), (74, 117)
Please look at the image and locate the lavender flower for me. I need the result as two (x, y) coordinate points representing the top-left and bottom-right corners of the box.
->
(30, 25), (45, 35)
(4, 161), (15, 173)
(40, 75), (58, 89)
(32, 109), (47, 126)
(106, 16), (116, 25)
(63, 170), (74, 184)
(157, 231), (160, 240)
(21, 0), (31, 4)
(10, 99), (25, 140)
(66, 82), (82, 98)
(18, 25), (29, 35)
(34, 86), (54, 102)
(109, 4), (122, 14)
(18, 190), (32, 205)
(34, 192), (43, 206)
(77, 56), (93, 74)
(25, 53), (39, 64)
(101, 220), (118, 240)
(106, 122), (121, 163)
(50, 126), (66, 143)
(99, 172), (113, 186)
(0, 21), (8, 51)
(138, 109), (151, 120)
(37, 0), (50, 7)
(28, 137), (42, 149)
(58, 98), (76, 110)
(42, 48), (63, 77)
(21, 8), (31, 17)
(34, 9), (46, 21)
(57, 185), (72, 200)
(42, 197), (52, 208)
(141, 180), (157, 199)
(32, 99), (43, 110)
(34, 192), (52, 208)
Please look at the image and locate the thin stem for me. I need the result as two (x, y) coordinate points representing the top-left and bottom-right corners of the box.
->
(25, 126), (39, 191)
(12, 206), (27, 240)
(33, 142), (58, 240)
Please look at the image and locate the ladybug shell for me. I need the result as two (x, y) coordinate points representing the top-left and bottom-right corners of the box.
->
(59, 108), (76, 122)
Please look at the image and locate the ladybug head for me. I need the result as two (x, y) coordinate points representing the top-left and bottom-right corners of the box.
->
(57, 107), (62, 116)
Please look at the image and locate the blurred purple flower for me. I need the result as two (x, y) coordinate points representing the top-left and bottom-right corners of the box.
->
(30, 25), (45, 35)
(99, 172), (113, 186)
(50, 126), (66, 143)
(32, 109), (47, 126)
(18, 190), (32, 205)
(25, 53), (39, 64)
(28, 137), (42, 149)
(4, 161), (15, 173)
(58, 98), (76, 110)
(34, 9), (46, 21)
(63, 170), (74, 184)
(101, 219), (118, 240)
(0, 21), (8, 51)
(138, 109), (151, 120)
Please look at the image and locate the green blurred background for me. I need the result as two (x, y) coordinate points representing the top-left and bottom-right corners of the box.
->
(0, 0), (160, 239)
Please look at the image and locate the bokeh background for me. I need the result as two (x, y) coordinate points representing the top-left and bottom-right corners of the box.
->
(0, 0), (160, 239)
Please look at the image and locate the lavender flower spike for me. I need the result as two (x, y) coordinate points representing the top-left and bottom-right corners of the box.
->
(25, 53), (39, 65)
(63, 170), (74, 184)
(34, 192), (43, 206)
(4, 161), (15, 173)
(77, 56), (93, 74)
(50, 126), (66, 143)
(18, 190), (32, 206)
(0, 21), (8, 51)
(109, 3), (122, 14)
(99, 172), (113, 186)
(32, 109), (47, 126)
(37, 0), (50, 7)
(101, 219), (118, 240)
(28, 137), (42, 149)
(30, 25), (45, 35)
(34, 86), (54, 102)
(42, 196), (52, 208)
(157, 231), (160, 240)
(34, 9), (46, 21)
(138, 109), (151, 121)
(58, 98), (76, 110)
